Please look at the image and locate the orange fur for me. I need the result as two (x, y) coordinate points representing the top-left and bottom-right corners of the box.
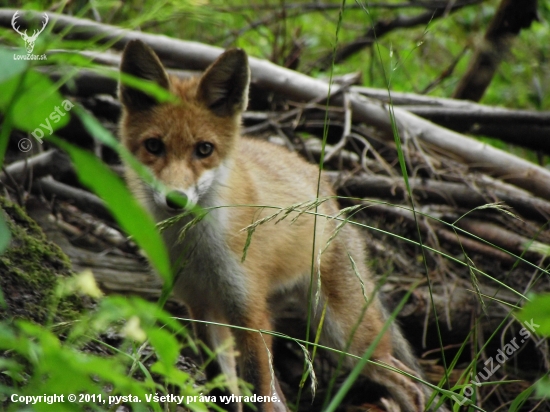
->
(119, 40), (444, 412)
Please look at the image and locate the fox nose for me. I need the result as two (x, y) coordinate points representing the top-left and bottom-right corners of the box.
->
(165, 190), (188, 210)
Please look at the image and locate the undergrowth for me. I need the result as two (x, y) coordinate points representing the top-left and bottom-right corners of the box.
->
(0, 1), (549, 412)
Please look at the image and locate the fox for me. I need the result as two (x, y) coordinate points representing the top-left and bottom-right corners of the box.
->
(118, 39), (445, 412)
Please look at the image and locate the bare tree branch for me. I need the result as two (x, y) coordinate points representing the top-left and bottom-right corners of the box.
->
(0, 150), (71, 184)
(452, 0), (539, 101)
(215, 1), (481, 13)
(306, 0), (484, 73)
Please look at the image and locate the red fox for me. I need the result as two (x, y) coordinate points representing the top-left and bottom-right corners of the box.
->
(119, 39), (444, 412)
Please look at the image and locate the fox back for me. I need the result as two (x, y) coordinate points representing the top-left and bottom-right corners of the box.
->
(119, 40), (445, 412)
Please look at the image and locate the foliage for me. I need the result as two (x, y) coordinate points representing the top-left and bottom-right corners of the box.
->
(0, 195), (207, 411)
(0, 0), (549, 411)
(0, 294), (208, 412)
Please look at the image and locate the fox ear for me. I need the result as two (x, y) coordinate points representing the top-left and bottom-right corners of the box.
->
(119, 40), (170, 111)
(197, 48), (250, 117)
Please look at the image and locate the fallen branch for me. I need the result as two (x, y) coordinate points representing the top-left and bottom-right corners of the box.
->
(42, 63), (550, 153)
(27, 201), (161, 297)
(327, 172), (550, 222)
(34, 176), (112, 222)
(457, 219), (550, 260)
(0, 149), (71, 184)
(365, 202), (518, 265)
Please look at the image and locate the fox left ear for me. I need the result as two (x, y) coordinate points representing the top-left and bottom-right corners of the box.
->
(197, 48), (250, 117)
(119, 39), (170, 112)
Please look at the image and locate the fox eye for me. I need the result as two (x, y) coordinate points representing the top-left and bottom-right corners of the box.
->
(196, 142), (214, 158)
(144, 138), (164, 156)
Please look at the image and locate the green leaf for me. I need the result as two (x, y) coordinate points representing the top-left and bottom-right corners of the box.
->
(119, 71), (178, 105)
(0, 48), (28, 83)
(73, 106), (156, 187)
(0, 70), (69, 136)
(14, 320), (157, 412)
(508, 383), (536, 411)
(517, 294), (550, 336)
(0, 212), (7, 307)
(0, 323), (18, 349)
(0, 213), (10, 255)
(146, 327), (180, 367)
(46, 135), (171, 284)
(536, 376), (550, 398)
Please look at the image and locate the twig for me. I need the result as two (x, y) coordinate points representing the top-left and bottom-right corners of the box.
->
(34, 176), (112, 222)
(457, 219), (550, 260)
(347, 132), (397, 176)
(59, 203), (135, 253)
(324, 93), (352, 163)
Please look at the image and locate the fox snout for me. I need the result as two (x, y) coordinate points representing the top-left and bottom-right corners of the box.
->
(151, 188), (190, 213)
(164, 190), (188, 211)
(150, 166), (219, 213)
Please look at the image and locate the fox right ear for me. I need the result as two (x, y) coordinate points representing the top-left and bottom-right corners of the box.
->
(119, 40), (170, 111)
(197, 48), (250, 117)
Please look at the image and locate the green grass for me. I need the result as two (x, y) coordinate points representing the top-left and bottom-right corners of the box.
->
(1, 1), (549, 411)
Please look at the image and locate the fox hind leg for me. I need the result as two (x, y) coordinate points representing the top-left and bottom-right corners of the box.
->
(312, 235), (427, 411)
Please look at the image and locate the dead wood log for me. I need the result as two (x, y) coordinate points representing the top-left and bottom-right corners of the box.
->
(26, 201), (162, 298)
(352, 92), (550, 154)
(12, 196), (158, 303)
(354, 87), (481, 107)
(399, 106), (550, 126)
(0, 197), (90, 325)
(398, 106), (550, 154)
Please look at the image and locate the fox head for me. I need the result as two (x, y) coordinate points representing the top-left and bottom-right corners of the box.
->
(118, 40), (250, 215)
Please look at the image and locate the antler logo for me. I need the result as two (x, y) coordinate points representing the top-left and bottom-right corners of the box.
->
(11, 11), (49, 54)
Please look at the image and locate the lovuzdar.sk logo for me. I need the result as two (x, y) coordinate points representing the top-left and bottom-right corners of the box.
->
(11, 10), (49, 60)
